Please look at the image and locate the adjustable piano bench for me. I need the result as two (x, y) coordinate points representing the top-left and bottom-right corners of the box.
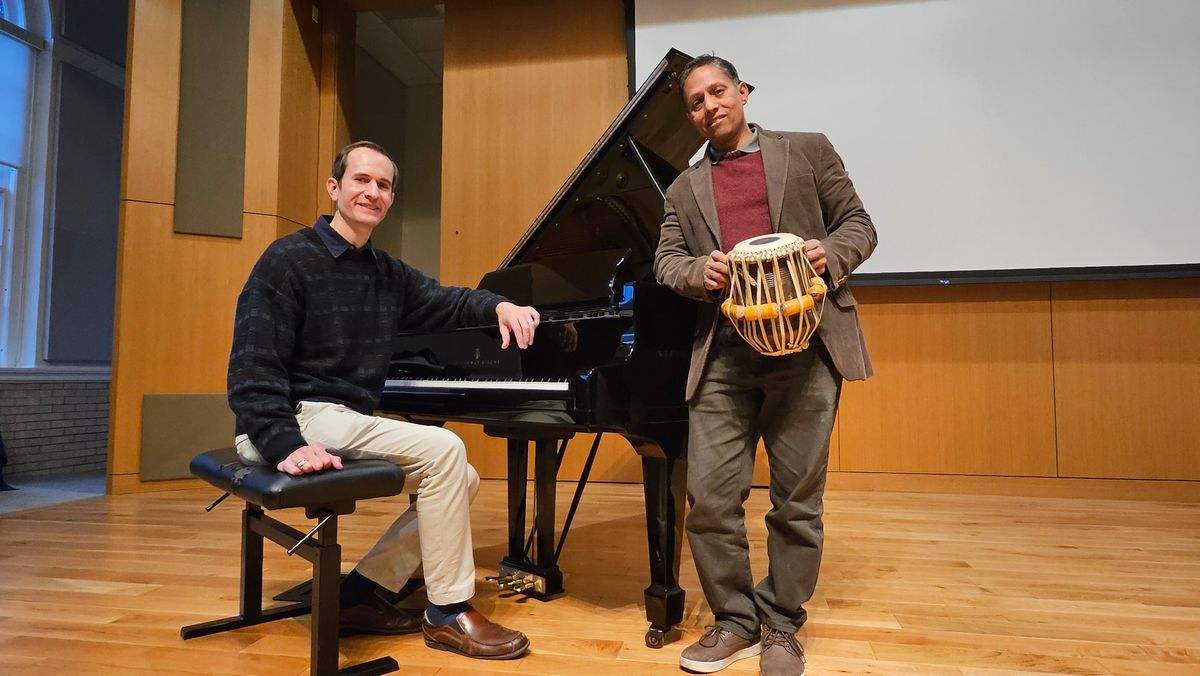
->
(180, 448), (407, 675)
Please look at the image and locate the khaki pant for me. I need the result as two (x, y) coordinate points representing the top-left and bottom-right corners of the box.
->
(687, 326), (842, 638)
(235, 401), (480, 605)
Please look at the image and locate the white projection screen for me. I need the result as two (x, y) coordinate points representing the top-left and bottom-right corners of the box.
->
(634, 0), (1200, 280)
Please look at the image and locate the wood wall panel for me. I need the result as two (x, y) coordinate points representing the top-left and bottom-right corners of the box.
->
(121, 0), (182, 204)
(826, 470), (1200, 502)
(838, 284), (1058, 476)
(440, 0), (627, 287)
(439, 0), (628, 478)
(317, 0), (356, 213)
(108, 205), (279, 480)
(243, 0), (284, 216)
(276, 0), (324, 229)
(1052, 278), (1200, 480)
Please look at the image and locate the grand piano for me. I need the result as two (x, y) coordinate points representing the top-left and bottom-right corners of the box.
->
(378, 49), (704, 648)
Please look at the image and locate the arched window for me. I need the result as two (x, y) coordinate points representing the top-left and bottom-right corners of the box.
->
(0, 0), (28, 28)
(3, 0), (125, 370)
(0, 0), (32, 173)
(0, 0), (37, 367)
(0, 0), (32, 174)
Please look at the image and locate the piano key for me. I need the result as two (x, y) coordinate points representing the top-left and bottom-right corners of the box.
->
(384, 378), (571, 392)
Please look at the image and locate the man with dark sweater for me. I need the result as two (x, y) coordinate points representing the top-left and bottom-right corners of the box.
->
(228, 141), (538, 660)
(655, 56), (877, 675)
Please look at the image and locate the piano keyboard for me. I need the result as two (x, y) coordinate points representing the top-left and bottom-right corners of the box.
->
(385, 378), (571, 392)
(539, 308), (625, 322)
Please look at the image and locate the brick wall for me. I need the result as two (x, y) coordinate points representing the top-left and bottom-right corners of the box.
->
(0, 380), (109, 477)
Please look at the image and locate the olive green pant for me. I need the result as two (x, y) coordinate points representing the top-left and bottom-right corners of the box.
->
(686, 326), (841, 638)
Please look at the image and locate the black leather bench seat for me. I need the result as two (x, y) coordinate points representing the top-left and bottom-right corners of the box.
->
(190, 447), (407, 512)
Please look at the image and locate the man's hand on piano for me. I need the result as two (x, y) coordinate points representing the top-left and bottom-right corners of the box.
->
(277, 444), (343, 476)
(496, 301), (540, 349)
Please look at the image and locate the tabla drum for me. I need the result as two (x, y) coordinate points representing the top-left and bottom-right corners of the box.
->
(720, 233), (827, 356)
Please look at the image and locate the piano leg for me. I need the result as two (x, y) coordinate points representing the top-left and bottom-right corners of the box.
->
(640, 454), (687, 648)
(533, 439), (558, 570)
(498, 438), (564, 599)
(506, 439), (528, 563)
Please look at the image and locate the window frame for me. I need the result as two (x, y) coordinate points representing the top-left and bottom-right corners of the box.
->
(0, 0), (115, 378)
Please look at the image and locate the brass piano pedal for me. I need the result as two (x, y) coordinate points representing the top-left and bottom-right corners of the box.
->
(486, 574), (516, 588)
(496, 562), (554, 597)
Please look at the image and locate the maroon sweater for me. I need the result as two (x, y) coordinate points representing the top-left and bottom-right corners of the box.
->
(712, 149), (771, 251)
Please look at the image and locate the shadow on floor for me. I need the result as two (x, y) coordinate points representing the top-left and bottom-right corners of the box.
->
(0, 470), (106, 516)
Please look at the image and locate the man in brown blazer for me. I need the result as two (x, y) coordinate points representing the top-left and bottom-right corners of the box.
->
(654, 55), (876, 675)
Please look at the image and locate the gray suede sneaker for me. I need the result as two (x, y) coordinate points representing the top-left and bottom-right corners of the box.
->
(759, 626), (805, 675)
(679, 625), (762, 673)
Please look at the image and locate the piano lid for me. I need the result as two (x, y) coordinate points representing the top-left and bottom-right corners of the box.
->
(495, 49), (705, 274)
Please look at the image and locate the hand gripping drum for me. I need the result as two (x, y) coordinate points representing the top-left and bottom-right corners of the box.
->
(720, 233), (827, 356)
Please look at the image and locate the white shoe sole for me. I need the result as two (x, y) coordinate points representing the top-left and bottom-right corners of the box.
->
(679, 642), (763, 673)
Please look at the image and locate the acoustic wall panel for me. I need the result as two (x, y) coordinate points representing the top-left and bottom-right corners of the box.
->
(140, 393), (234, 480)
(173, 0), (249, 238)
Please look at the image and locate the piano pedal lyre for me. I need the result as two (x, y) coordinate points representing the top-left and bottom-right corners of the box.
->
(486, 572), (539, 595)
(493, 561), (560, 600)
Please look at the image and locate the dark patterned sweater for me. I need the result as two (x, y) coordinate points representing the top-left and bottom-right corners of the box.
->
(228, 217), (505, 463)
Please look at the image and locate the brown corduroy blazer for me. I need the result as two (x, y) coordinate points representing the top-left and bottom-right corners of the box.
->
(654, 127), (877, 401)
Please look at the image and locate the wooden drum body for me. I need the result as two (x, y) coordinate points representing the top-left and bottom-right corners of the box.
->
(720, 233), (827, 356)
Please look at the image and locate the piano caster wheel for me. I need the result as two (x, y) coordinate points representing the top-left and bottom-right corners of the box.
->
(645, 626), (678, 649)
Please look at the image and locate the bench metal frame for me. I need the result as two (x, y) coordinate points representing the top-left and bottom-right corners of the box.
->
(181, 499), (399, 675)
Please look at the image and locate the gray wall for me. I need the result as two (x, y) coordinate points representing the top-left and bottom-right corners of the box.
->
(353, 48), (407, 259)
(44, 62), (122, 362)
(399, 83), (441, 280)
(352, 48), (442, 279)
(62, 0), (128, 66)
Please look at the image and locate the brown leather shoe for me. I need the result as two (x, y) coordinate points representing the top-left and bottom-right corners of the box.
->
(339, 590), (424, 636)
(422, 606), (530, 660)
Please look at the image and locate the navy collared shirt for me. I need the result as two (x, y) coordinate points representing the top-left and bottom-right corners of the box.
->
(313, 215), (372, 259)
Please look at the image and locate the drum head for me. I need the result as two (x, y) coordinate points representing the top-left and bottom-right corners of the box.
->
(730, 232), (801, 255)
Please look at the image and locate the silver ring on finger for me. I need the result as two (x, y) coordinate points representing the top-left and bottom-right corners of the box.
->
(296, 459), (308, 469)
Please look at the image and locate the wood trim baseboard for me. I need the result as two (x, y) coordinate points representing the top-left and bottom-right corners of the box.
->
(826, 471), (1200, 502)
(108, 472), (203, 495)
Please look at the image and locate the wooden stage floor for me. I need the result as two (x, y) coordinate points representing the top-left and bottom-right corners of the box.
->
(1, 480), (1198, 675)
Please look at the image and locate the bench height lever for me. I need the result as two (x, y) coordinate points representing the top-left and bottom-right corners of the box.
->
(288, 511), (334, 555)
(204, 492), (231, 512)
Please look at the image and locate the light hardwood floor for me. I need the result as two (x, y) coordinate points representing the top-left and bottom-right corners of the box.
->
(1, 481), (1198, 675)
